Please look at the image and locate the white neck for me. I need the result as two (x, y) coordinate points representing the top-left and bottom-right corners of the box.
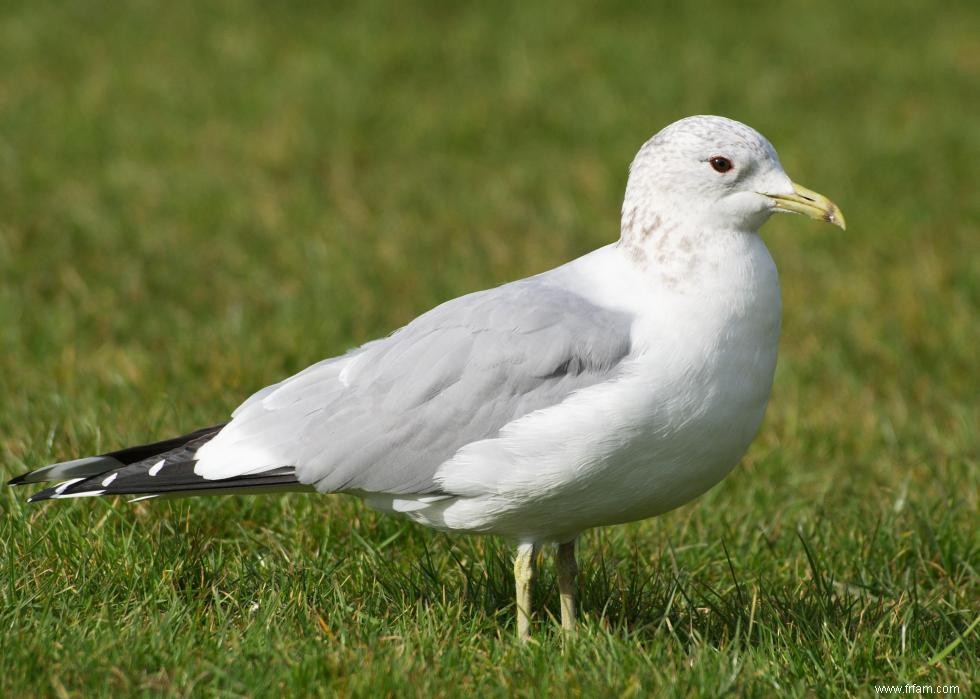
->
(617, 203), (778, 303)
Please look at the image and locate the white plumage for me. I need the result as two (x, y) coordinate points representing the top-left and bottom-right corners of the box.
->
(13, 115), (845, 639)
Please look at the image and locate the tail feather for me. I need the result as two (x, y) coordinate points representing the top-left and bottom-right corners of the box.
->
(10, 424), (310, 503)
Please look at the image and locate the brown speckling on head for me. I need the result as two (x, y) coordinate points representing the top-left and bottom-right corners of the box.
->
(640, 214), (662, 240)
(621, 206), (639, 236)
(617, 115), (795, 284)
(620, 207), (664, 262)
(652, 220), (680, 252)
(626, 245), (648, 266)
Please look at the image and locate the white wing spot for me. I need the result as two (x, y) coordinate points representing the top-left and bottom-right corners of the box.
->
(53, 490), (107, 499)
(129, 494), (160, 503)
(54, 478), (84, 495)
(148, 459), (166, 476)
(101, 473), (118, 487)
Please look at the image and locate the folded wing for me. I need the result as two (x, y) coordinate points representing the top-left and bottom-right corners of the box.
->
(195, 277), (634, 496)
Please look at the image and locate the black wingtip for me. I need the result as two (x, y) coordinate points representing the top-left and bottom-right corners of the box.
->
(7, 424), (228, 493)
(25, 486), (55, 502)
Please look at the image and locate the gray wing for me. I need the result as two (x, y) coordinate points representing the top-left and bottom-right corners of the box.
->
(194, 277), (633, 495)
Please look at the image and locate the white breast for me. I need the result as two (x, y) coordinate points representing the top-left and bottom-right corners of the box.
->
(382, 234), (781, 543)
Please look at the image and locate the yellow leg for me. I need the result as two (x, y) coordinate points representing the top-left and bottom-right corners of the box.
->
(514, 543), (537, 642)
(557, 540), (578, 634)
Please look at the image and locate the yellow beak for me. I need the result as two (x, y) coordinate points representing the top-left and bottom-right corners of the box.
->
(765, 182), (846, 230)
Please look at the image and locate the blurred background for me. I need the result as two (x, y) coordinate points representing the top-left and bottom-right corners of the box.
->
(0, 0), (976, 695)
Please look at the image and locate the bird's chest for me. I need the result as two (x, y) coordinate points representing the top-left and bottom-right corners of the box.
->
(635, 276), (781, 407)
(475, 285), (782, 541)
(600, 278), (782, 520)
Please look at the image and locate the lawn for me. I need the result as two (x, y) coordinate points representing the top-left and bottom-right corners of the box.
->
(0, 1), (976, 696)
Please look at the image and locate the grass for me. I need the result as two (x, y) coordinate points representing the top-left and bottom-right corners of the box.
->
(0, 0), (977, 696)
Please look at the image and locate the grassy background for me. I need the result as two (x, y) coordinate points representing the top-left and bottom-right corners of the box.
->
(1, 0), (977, 696)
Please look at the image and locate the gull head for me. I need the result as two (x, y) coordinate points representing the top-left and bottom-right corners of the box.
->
(621, 115), (845, 240)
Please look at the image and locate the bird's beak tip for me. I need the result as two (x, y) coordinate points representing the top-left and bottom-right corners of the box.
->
(824, 203), (846, 231)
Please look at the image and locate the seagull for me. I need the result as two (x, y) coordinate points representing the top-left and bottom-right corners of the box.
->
(9, 115), (844, 641)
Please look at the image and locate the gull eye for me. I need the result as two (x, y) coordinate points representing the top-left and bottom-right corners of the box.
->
(709, 156), (733, 173)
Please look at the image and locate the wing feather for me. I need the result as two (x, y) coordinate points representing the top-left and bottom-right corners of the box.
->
(195, 277), (633, 495)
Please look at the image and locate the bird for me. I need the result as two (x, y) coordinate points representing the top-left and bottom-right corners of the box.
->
(9, 115), (844, 641)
